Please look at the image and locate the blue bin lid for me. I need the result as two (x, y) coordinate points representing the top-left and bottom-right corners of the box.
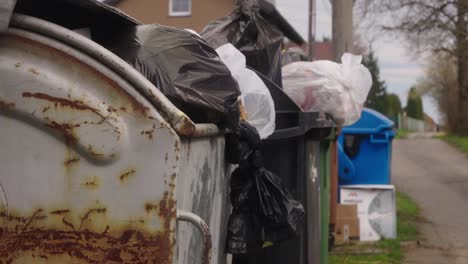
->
(342, 108), (394, 134)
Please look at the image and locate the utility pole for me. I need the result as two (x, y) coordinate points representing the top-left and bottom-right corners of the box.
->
(332, 0), (353, 61)
(308, 0), (316, 60)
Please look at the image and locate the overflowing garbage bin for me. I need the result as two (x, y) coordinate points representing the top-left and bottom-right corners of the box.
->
(242, 71), (335, 264)
(338, 108), (395, 185)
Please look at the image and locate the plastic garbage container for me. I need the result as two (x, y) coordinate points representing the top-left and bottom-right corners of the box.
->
(247, 70), (335, 264)
(338, 108), (395, 185)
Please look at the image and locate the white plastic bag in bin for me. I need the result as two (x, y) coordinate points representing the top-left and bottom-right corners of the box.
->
(282, 53), (372, 126)
(216, 44), (275, 139)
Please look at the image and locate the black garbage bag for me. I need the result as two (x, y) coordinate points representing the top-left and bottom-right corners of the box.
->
(225, 121), (261, 164)
(201, 0), (284, 87)
(253, 168), (305, 244)
(226, 122), (304, 255)
(226, 165), (305, 254)
(98, 24), (241, 129)
(226, 165), (253, 254)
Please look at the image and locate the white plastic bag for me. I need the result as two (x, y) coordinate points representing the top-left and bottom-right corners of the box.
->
(216, 43), (276, 139)
(282, 53), (372, 126)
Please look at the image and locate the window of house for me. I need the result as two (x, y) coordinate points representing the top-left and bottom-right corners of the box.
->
(169, 0), (192, 16)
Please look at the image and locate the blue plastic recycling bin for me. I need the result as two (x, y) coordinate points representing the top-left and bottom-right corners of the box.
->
(337, 108), (395, 185)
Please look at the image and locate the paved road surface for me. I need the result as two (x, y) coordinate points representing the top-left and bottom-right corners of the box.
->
(392, 139), (468, 264)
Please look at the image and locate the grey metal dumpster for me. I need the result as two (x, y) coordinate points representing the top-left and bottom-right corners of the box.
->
(0, 13), (230, 264)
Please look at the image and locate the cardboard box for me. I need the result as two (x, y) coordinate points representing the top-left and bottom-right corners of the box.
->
(340, 185), (396, 241)
(336, 204), (358, 219)
(335, 204), (360, 243)
(335, 217), (360, 242)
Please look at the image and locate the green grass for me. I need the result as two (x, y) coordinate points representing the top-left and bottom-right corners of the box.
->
(330, 192), (421, 264)
(437, 134), (468, 155)
(395, 129), (410, 139)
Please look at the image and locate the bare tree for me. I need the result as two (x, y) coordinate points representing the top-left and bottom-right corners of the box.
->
(418, 54), (459, 131)
(355, 0), (468, 134)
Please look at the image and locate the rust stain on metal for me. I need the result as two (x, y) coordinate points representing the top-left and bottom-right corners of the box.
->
(79, 208), (107, 230)
(15, 35), (150, 117)
(187, 138), (192, 159)
(174, 141), (180, 153)
(107, 106), (118, 113)
(62, 218), (76, 231)
(46, 121), (79, 145)
(64, 157), (80, 166)
(22, 209), (46, 232)
(158, 191), (176, 232)
(0, 212), (28, 224)
(81, 177), (100, 190)
(174, 141), (180, 162)
(42, 106), (50, 113)
(22, 92), (103, 118)
(144, 203), (158, 214)
(140, 125), (156, 140)
(0, 227), (176, 263)
(178, 118), (197, 137)
(201, 224), (213, 264)
(50, 209), (70, 215)
(119, 169), (136, 182)
(0, 100), (15, 110)
(28, 68), (39, 75)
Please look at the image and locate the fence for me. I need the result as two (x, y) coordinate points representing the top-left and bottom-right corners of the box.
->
(398, 114), (425, 132)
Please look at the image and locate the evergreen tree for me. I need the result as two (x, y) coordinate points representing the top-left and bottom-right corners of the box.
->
(386, 93), (402, 118)
(363, 51), (388, 114)
(406, 87), (424, 120)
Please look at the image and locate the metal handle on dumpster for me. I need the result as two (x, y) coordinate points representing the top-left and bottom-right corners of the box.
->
(177, 210), (212, 264)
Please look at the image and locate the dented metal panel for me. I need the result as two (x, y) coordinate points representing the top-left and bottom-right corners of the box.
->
(11, 14), (220, 138)
(0, 27), (181, 263)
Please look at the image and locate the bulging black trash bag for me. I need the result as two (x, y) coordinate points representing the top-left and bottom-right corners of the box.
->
(226, 166), (254, 254)
(226, 165), (305, 254)
(201, 0), (284, 87)
(253, 168), (305, 244)
(100, 24), (241, 129)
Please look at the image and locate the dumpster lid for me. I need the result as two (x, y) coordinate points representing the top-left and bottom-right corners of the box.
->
(342, 108), (394, 134)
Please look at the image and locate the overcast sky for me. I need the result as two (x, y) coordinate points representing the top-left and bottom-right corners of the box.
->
(275, 0), (440, 122)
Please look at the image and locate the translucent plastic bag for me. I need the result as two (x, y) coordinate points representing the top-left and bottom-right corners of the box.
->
(217, 44), (275, 139)
(282, 53), (372, 126)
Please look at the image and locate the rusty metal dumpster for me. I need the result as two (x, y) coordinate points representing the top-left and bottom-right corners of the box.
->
(0, 13), (230, 264)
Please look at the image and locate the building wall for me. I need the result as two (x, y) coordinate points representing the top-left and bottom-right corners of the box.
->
(116, 0), (236, 32)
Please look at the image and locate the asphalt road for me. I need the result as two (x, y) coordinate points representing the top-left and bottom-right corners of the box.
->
(392, 138), (468, 263)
